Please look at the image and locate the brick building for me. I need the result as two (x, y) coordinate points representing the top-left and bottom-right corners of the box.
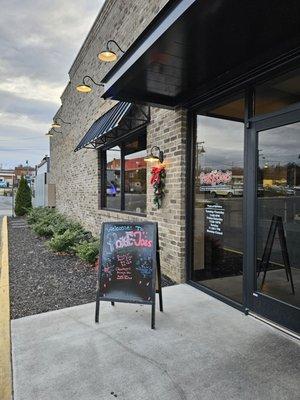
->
(50, 0), (186, 283)
(50, 0), (300, 333)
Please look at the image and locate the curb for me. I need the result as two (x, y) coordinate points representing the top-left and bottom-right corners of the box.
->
(0, 216), (13, 400)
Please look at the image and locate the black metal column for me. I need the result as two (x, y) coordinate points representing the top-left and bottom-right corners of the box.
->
(243, 89), (257, 312)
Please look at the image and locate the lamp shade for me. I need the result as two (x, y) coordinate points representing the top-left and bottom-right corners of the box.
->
(144, 154), (159, 162)
(98, 50), (117, 62)
(76, 84), (92, 93)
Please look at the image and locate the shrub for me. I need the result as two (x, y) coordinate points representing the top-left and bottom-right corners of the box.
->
(73, 240), (100, 263)
(51, 218), (83, 236)
(15, 176), (32, 216)
(28, 207), (56, 225)
(27, 207), (97, 260)
(47, 229), (85, 253)
(33, 220), (54, 237)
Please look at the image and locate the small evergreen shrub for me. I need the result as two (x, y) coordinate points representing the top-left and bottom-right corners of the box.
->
(27, 207), (53, 225)
(47, 229), (85, 253)
(15, 176), (32, 216)
(27, 207), (97, 263)
(73, 240), (100, 263)
(51, 218), (83, 236)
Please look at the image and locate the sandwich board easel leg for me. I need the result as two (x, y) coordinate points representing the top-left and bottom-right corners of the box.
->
(156, 249), (163, 312)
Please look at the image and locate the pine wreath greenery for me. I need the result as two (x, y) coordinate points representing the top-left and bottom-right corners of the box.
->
(150, 165), (166, 209)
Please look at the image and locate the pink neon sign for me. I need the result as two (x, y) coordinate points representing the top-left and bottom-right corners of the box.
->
(200, 170), (232, 185)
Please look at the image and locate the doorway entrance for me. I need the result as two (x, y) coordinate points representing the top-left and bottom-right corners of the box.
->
(188, 67), (300, 333)
(248, 106), (300, 332)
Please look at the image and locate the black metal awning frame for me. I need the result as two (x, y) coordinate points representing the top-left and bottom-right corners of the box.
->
(77, 104), (150, 151)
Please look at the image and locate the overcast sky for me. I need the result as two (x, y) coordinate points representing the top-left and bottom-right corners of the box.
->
(0, 0), (103, 169)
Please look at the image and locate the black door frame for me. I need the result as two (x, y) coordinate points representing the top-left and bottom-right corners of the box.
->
(186, 91), (300, 332)
(247, 102), (300, 333)
(186, 101), (246, 313)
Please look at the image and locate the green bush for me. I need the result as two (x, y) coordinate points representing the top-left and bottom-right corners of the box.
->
(73, 240), (100, 263)
(28, 208), (85, 239)
(33, 219), (55, 237)
(28, 207), (45, 224)
(27, 207), (97, 260)
(27, 207), (55, 225)
(15, 176), (32, 216)
(51, 218), (83, 236)
(47, 229), (85, 253)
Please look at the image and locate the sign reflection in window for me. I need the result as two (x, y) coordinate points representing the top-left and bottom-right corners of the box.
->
(193, 115), (244, 303)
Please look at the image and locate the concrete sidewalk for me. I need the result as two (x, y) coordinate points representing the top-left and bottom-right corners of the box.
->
(12, 284), (300, 400)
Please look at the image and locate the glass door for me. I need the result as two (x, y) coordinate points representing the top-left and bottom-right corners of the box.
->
(250, 107), (300, 333)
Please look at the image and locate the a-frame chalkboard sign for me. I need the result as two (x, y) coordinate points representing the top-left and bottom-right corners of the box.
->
(95, 222), (163, 329)
(258, 215), (295, 294)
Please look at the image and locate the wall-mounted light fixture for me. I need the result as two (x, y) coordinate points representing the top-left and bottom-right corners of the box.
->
(76, 75), (104, 93)
(98, 40), (125, 62)
(46, 128), (62, 137)
(52, 117), (71, 129)
(144, 146), (164, 163)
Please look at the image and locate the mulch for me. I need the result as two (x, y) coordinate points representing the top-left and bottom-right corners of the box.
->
(8, 217), (174, 319)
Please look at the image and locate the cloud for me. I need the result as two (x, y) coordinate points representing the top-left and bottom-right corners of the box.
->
(0, 0), (103, 168)
(0, 77), (63, 105)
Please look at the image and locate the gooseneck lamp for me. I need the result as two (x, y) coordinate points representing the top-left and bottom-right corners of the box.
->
(52, 117), (71, 129)
(76, 75), (104, 93)
(98, 40), (125, 62)
(144, 146), (164, 163)
(46, 128), (62, 136)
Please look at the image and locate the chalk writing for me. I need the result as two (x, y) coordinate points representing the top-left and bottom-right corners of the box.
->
(99, 222), (156, 303)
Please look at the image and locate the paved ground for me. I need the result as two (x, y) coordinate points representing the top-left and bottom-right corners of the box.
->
(11, 284), (300, 400)
(0, 195), (12, 217)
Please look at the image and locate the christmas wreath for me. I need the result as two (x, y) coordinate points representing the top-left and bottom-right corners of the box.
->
(150, 165), (166, 209)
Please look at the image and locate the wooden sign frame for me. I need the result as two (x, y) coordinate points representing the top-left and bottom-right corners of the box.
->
(95, 221), (163, 329)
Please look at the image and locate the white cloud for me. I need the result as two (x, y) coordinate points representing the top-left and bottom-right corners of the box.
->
(0, 0), (103, 167)
(0, 110), (49, 132)
(0, 76), (63, 105)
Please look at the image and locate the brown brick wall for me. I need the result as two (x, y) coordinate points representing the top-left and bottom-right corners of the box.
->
(50, 0), (187, 283)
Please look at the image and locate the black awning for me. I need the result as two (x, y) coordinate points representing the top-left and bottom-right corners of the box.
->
(74, 102), (150, 152)
(102, 0), (300, 109)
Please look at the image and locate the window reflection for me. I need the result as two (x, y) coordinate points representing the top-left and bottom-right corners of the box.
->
(124, 138), (147, 214)
(193, 115), (244, 303)
(257, 123), (300, 308)
(103, 134), (147, 214)
(106, 146), (121, 209)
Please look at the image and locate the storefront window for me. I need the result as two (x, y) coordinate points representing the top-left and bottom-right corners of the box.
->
(101, 133), (147, 214)
(193, 111), (244, 303)
(124, 138), (147, 214)
(106, 146), (121, 210)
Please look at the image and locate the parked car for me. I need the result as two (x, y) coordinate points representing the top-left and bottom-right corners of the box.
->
(210, 185), (243, 198)
(0, 178), (9, 188)
(106, 183), (117, 196)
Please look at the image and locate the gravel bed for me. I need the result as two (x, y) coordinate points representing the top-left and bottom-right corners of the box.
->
(9, 217), (175, 319)
(9, 217), (97, 319)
